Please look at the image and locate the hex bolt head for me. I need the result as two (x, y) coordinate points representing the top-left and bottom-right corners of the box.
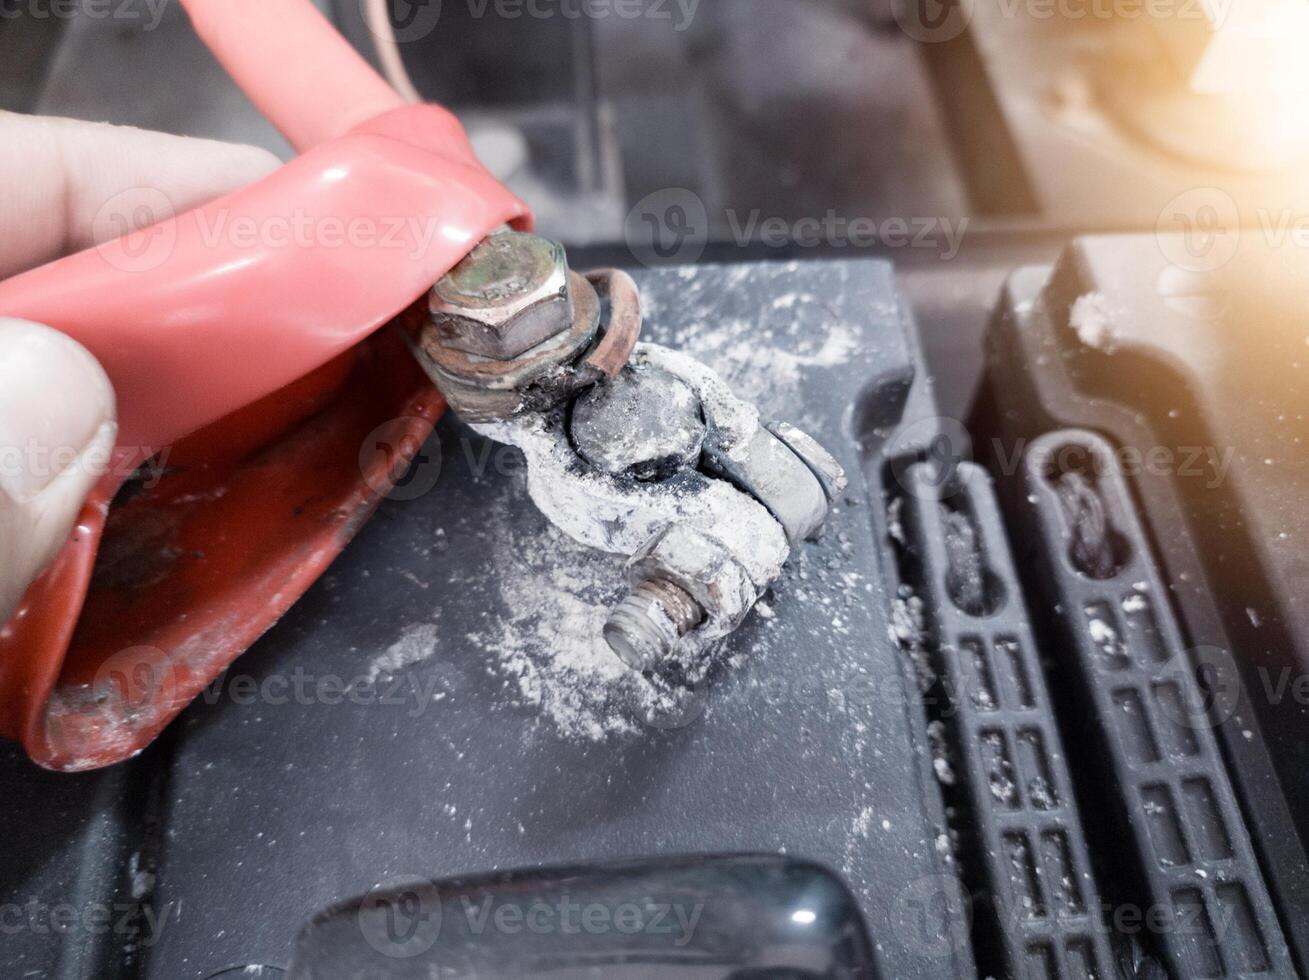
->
(429, 231), (574, 360)
(603, 578), (704, 672)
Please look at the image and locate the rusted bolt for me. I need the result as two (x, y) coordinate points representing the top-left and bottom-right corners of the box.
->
(429, 231), (573, 360)
(603, 578), (705, 673)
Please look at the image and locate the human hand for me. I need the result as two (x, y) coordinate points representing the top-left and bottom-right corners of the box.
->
(0, 112), (280, 624)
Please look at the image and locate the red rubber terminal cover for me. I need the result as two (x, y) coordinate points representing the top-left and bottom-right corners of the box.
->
(0, 104), (529, 770)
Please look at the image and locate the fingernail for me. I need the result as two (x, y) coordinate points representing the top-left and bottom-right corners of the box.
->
(0, 319), (116, 503)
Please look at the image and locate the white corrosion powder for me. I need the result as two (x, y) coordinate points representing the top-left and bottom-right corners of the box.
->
(473, 505), (651, 741)
(369, 622), (440, 683)
(1069, 292), (1122, 353)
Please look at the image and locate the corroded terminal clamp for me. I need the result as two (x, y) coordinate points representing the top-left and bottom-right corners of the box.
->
(413, 231), (846, 675)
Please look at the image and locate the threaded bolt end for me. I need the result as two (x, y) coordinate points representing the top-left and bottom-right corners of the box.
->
(603, 578), (704, 672)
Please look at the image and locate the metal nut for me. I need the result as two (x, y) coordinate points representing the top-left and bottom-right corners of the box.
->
(417, 272), (601, 422)
(625, 525), (756, 635)
(429, 231), (573, 360)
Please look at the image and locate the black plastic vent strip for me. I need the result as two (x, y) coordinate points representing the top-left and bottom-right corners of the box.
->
(1021, 429), (1295, 978)
(897, 460), (1117, 979)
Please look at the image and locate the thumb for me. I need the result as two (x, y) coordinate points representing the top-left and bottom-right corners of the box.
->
(0, 111), (283, 280)
(0, 318), (117, 625)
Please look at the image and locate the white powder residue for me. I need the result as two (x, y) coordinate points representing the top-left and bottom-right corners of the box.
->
(673, 315), (858, 412)
(1088, 617), (1118, 648)
(368, 622), (440, 682)
(651, 285), (866, 423)
(466, 491), (699, 742)
(486, 549), (639, 739)
(1069, 292), (1121, 352)
(1121, 592), (1148, 614)
(127, 851), (155, 901)
(851, 805), (877, 837)
(927, 719), (956, 787)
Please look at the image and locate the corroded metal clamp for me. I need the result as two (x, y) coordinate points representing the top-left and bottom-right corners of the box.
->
(413, 231), (846, 674)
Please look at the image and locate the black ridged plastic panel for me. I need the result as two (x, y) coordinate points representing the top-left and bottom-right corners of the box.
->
(1021, 430), (1294, 978)
(894, 460), (1116, 979)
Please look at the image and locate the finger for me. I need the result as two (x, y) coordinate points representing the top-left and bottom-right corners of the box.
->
(0, 318), (118, 624)
(0, 111), (282, 279)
